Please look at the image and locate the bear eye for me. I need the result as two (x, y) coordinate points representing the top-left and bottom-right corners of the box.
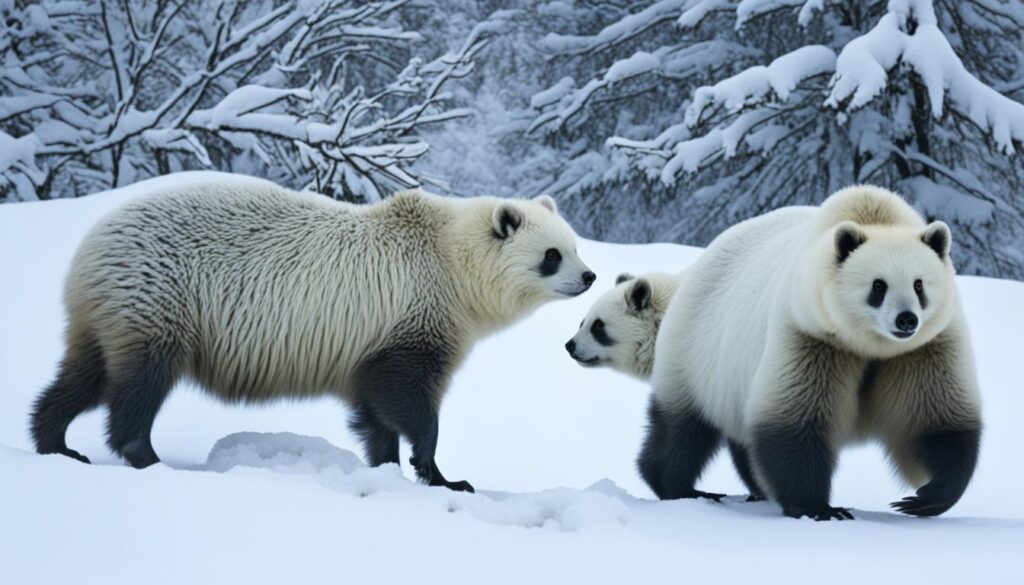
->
(914, 279), (923, 293)
(590, 319), (614, 346)
(545, 248), (561, 262)
(868, 279), (888, 308)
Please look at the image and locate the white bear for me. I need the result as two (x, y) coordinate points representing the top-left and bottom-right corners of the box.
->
(565, 272), (680, 380)
(647, 185), (981, 519)
(30, 174), (595, 492)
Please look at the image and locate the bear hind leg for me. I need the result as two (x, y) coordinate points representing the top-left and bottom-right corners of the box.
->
(728, 440), (766, 502)
(104, 342), (179, 469)
(349, 402), (400, 467)
(31, 331), (107, 464)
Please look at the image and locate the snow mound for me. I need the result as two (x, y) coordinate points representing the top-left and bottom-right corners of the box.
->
(206, 431), (365, 474)
(205, 431), (629, 532)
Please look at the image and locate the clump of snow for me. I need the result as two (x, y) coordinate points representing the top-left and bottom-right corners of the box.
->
(605, 51), (660, 82)
(530, 77), (577, 110)
(206, 432), (365, 474)
(687, 45), (836, 126)
(0, 130), (41, 173)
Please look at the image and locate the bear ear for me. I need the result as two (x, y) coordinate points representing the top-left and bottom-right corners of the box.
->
(492, 203), (523, 239)
(626, 278), (652, 312)
(533, 194), (557, 213)
(922, 221), (951, 259)
(834, 221), (866, 264)
(616, 273), (636, 285)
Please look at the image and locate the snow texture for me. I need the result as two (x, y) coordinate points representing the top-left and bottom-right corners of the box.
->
(1, 172), (1024, 583)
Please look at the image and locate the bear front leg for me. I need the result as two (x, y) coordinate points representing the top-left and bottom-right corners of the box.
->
(355, 344), (474, 493)
(890, 428), (980, 517)
(750, 418), (851, 520)
(637, 397), (724, 502)
(748, 331), (861, 520)
(872, 325), (983, 517)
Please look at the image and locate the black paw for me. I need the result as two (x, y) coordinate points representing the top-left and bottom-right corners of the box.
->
(49, 448), (90, 464)
(890, 496), (953, 517)
(745, 494), (767, 503)
(890, 481), (959, 517)
(674, 489), (726, 503)
(784, 505), (854, 521)
(120, 441), (159, 469)
(443, 480), (475, 493)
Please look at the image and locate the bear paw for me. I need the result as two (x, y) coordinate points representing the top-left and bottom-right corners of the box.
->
(443, 480), (475, 493)
(784, 505), (854, 521)
(890, 495), (953, 517)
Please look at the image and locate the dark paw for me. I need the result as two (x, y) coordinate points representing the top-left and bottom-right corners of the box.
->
(49, 448), (91, 464)
(745, 494), (767, 503)
(784, 505), (854, 521)
(443, 480), (475, 493)
(890, 496), (952, 517)
(672, 489), (726, 503)
(890, 481), (958, 517)
(120, 441), (159, 469)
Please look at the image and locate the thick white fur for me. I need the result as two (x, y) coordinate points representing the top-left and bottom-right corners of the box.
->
(65, 174), (590, 403)
(653, 185), (981, 489)
(568, 272), (680, 380)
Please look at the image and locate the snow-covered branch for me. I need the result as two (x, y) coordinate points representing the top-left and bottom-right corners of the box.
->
(528, 0), (1024, 279)
(0, 0), (488, 202)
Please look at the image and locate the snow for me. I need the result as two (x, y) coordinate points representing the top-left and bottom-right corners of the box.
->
(2, 171), (1024, 583)
(530, 76), (576, 110)
(687, 45), (837, 126)
(0, 130), (40, 173)
(826, 10), (1024, 154)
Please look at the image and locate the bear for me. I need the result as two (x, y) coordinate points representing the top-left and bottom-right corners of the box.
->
(566, 271), (766, 502)
(30, 173), (596, 493)
(646, 185), (981, 519)
(565, 272), (680, 380)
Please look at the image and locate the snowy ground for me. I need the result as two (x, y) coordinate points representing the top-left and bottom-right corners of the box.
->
(2, 172), (1023, 584)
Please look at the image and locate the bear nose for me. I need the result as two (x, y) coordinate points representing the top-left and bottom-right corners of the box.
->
(581, 271), (596, 286)
(565, 339), (576, 354)
(895, 311), (918, 332)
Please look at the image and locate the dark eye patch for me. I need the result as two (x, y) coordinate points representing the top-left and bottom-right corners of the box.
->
(868, 279), (887, 308)
(591, 319), (615, 346)
(539, 248), (562, 277)
(914, 279), (928, 309)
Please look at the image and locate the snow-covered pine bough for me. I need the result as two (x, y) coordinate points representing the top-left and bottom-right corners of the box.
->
(30, 174), (596, 492)
(565, 271), (766, 502)
(645, 185), (981, 519)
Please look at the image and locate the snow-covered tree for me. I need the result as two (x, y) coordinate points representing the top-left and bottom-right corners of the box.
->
(0, 0), (492, 203)
(530, 0), (1024, 279)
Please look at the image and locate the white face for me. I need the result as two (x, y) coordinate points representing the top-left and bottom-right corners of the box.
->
(494, 196), (595, 300)
(565, 275), (657, 379)
(829, 221), (955, 354)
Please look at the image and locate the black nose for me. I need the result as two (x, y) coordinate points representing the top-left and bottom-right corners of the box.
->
(581, 271), (596, 286)
(565, 340), (576, 353)
(895, 311), (918, 332)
